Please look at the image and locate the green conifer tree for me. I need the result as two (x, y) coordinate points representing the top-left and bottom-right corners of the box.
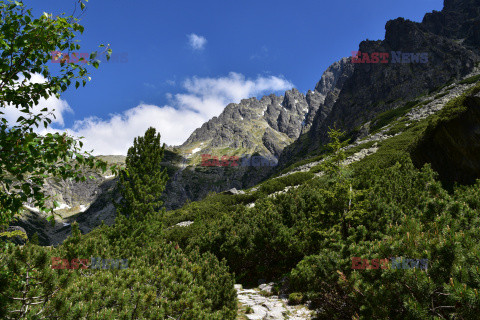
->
(114, 127), (169, 220)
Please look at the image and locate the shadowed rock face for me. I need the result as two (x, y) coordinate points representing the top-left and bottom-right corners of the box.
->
(12, 174), (120, 246)
(302, 57), (354, 134)
(277, 57), (355, 166)
(422, 0), (480, 48)
(411, 91), (480, 186)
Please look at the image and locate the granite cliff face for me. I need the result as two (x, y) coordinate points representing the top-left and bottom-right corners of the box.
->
(11, 156), (124, 245)
(180, 88), (308, 160)
(180, 57), (354, 161)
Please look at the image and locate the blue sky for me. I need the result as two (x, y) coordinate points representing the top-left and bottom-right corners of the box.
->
(17, 0), (443, 154)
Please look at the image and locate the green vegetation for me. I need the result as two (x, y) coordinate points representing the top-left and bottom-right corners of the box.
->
(288, 292), (303, 305)
(384, 120), (408, 136)
(163, 155), (480, 318)
(276, 152), (326, 176)
(258, 171), (314, 195)
(344, 141), (378, 158)
(369, 100), (420, 133)
(419, 99), (434, 106)
(114, 127), (168, 220)
(0, 217), (237, 319)
(458, 74), (480, 85)
(1, 74), (479, 319)
(259, 290), (273, 297)
(0, 1), (236, 318)
(428, 82), (480, 127)
(160, 88), (480, 318)
(434, 92), (449, 99)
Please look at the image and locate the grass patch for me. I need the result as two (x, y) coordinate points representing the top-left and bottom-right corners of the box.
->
(344, 141), (377, 158)
(418, 99), (434, 106)
(385, 121), (408, 136)
(370, 100), (420, 133)
(458, 74), (480, 85)
(288, 292), (303, 305)
(351, 119), (430, 171)
(434, 92), (449, 99)
(258, 171), (314, 195)
(277, 153), (326, 176)
(433, 82), (480, 124)
(259, 290), (273, 297)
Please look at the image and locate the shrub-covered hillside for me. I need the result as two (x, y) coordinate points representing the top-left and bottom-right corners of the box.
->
(159, 81), (480, 319)
(0, 213), (237, 319)
(2, 80), (480, 320)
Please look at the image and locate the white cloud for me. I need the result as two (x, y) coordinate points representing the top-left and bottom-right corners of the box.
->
(187, 33), (207, 50)
(39, 72), (294, 155)
(2, 73), (73, 127)
(64, 105), (206, 155)
(176, 72), (293, 119)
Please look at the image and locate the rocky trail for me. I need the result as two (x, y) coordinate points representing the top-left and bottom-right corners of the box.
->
(235, 284), (312, 320)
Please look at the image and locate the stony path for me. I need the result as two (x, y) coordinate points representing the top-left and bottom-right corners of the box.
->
(235, 284), (313, 320)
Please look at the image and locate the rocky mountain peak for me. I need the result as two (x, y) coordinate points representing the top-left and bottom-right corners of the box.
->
(299, 57), (354, 134)
(314, 57), (353, 102)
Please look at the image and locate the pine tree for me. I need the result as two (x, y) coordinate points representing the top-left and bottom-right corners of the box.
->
(321, 127), (355, 239)
(114, 127), (169, 220)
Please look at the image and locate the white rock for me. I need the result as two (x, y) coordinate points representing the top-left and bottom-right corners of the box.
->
(24, 205), (40, 213)
(54, 203), (72, 211)
(174, 221), (194, 227)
